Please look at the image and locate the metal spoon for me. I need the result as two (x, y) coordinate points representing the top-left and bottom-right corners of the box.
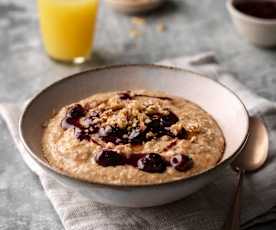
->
(222, 116), (269, 230)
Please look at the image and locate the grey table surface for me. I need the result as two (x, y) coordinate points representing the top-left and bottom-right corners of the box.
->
(0, 0), (276, 229)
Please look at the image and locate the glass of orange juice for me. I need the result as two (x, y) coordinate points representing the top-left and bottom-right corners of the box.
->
(37, 0), (99, 64)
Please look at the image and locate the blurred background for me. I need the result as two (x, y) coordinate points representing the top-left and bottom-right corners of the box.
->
(1, 0), (276, 103)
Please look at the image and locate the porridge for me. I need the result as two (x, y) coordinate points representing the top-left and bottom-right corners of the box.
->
(42, 90), (225, 185)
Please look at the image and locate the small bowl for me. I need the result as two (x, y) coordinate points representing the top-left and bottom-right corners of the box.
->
(106, 0), (164, 14)
(19, 65), (249, 207)
(227, 0), (276, 47)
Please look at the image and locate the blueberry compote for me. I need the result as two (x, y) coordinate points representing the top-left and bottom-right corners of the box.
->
(61, 104), (86, 129)
(97, 110), (182, 145)
(95, 150), (193, 173)
(61, 97), (194, 174)
(61, 100), (188, 145)
(119, 91), (173, 101)
(61, 104), (99, 141)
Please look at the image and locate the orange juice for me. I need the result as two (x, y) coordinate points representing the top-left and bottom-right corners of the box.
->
(37, 0), (99, 63)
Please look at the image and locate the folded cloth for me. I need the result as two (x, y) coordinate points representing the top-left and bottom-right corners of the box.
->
(1, 52), (276, 230)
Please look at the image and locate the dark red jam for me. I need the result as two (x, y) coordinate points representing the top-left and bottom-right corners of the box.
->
(60, 94), (195, 174)
(234, 0), (276, 19)
(61, 97), (186, 145)
(61, 104), (86, 129)
(97, 110), (181, 145)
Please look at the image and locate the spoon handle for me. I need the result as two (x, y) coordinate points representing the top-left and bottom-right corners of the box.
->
(222, 169), (244, 230)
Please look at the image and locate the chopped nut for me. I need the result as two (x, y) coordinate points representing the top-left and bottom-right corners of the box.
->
(144, 118), (151, 124)
(161, 135), (170, 141)
(98, 103), (106, 110)
(190, 136), (197, 143)
(117, 117), (128, 128)
(111, 104), (123, 111)
(132, 118), (138, 127)
(102, 109), (113, 117)
(187, 122), (200, 133)
(146, 131), (154, 139)
(145, 104), (158, 115)
(163, 109), (170, 115)
(170, 123), (185, 135)
(106, 142), (115, 149)
(92, 118), (100, 124)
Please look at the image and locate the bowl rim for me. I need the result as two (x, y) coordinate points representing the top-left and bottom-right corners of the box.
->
(227, 0), (276, 25)
(19, 64), (249, 188)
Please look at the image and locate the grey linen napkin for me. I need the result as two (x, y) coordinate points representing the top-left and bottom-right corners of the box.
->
(1, 52), (276, 230)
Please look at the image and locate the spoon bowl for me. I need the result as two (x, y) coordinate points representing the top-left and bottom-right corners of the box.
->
(232, 116), (269, 172)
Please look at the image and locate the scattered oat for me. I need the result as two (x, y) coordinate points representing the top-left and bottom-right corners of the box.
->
(131, 17), (146, 26)
(156, 22), (166, 32)
(129, 29), (142, 38)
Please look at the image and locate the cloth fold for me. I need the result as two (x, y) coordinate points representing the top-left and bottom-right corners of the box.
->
(1, 53), (276, 230)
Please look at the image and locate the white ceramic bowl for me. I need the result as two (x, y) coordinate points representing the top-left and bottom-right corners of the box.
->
(227, 0), (276, 47)
(19, 65), (249, 207)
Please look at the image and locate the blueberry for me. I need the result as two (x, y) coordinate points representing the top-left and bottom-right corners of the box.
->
(89, 124), (99, 134)
(160, 111), (179, 127)
(67, 104), (86, 118)
(61, 117), (80, 129)
(99, 126), (115, 143)
(95, 150), (126, 167)
(148, 118), (162, 131)
(146, 111), (178, 138)
(61, 104), (86, 130)
(74, 128), (90, 141)
(137, 153), (167, 173)
(128, 128), (146, 144)
(170, 154), (193, 172)
(177, 128), (188, 139)
(99, 126), (127, 144)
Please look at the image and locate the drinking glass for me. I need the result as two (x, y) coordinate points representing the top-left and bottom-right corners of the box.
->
(37, 0), (99, 64)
